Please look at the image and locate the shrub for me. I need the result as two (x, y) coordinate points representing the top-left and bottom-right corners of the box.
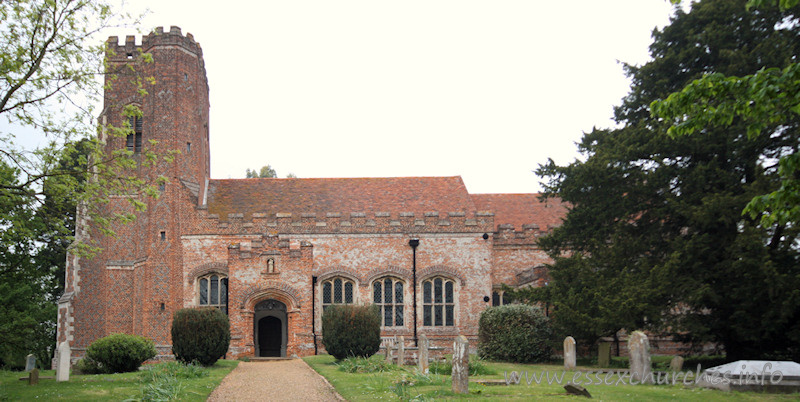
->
(73, 357), (104, 374)
(478, 304), (552, 363)
(322, 304), (381, 360)
(85, 333), (157, 373)
(171, 307), (230, 366)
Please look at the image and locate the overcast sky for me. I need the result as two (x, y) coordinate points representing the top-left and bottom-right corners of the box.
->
(109, 0), (675, 193)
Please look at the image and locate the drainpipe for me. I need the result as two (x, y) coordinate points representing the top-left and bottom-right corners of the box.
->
(409, 238), (420, 347)
(312, 276), (318, 355)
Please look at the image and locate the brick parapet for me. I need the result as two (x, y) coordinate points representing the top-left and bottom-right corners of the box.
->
(107, 26), (205, 67)
(492, 223), (555, 247)
(190, 209), (495, 235)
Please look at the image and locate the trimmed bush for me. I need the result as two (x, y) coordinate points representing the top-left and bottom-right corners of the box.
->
(85, 333), (157, 373)
(171, 307), (230, 366)
(478, 304), (552, 363)
(322, 304), (381, 360)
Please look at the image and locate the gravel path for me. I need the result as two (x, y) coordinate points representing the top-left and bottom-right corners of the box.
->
(207, 359), (343, 402)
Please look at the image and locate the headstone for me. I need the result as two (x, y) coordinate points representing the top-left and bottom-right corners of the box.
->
(25, 354), (36, 372)
(564, 336), (576, 370)
(56, 341), (71, 382)
(384, 341), (391, 361)
(669, 356), (684, 372)
(564, 383), (591, 398)
(28, 368), (39, 385)
(628, 331), (653, 384)
(397, 336), (405, 366)
(452, 335), (469, 394)
(698, 360), (800, 393)
(418, 334), (429, 373)
(598, 342), (611, 368)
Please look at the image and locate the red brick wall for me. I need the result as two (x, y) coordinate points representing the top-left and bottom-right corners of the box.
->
(491, 225), (552, 287)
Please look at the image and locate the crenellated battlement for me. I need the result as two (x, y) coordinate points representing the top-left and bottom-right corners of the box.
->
(107, 26), (203, 62)
(192, 209), (496, 235)
(492, 222), (555, 246)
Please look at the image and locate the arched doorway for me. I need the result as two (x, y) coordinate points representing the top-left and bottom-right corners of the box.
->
(254, 299), (287, 357)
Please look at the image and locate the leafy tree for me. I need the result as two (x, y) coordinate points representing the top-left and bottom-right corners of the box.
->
(0, 0), (164, 367)
(521, 0), (800, 360)
(0, 0), (167, 255)
(245, 165), (278, 178)
(654, 0), (800, 227)
(0, 159), (58, 368)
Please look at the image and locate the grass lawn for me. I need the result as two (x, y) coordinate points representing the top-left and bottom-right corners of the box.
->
(0, 359), (237, 401)
(304, 355), (800, 401)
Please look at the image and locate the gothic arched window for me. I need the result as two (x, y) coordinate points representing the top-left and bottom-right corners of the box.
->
(321, 277), (354, 311)
(198, 273), (228, 314)
(492, 290), (514, 306)
(422, 277), (455, 327)
(373, 277), (404, 327)
(126, 115), (143, 153)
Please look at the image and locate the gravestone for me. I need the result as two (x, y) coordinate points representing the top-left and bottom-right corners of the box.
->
(628, 331), (653, 384)
(452, 335), (469, 394)
(25, 354), (36, 372)
(669, 356), (684, 372)
(384, 341), (391, 361)
(564, 383), (591, 398)
(397, 336), (405, 366)
(563, 336), (576, 370)
(698, 360), (800, 393)
(418, 334), (429, 373)
(598, 342), (611, 368)
(28, 368), (39, 385)
(56, 341), (70, 382)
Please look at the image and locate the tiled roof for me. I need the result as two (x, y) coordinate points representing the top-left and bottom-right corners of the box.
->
(207, 176), (477, 219)
(471, 193), (567, 230)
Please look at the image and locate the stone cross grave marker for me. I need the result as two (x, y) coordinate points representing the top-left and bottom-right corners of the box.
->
(670, 356), (684, 372)
(397, 336), (405, 366)
(25, 354), (35, 372)
(418, 334), (429, 373)
(452, 335), (469, 394)
(564, 336), (576, 370)
(56, 341), (71, 382)
(628, 331), (653, 384)
(598, 342), (611, 368)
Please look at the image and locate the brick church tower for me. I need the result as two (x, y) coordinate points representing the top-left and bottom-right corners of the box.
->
(57, 26), (211, 356)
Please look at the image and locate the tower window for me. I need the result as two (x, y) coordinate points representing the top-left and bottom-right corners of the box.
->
(186, 142), (191, 152)
(160, 231), (166, 241)
(126, 116), (143, 153)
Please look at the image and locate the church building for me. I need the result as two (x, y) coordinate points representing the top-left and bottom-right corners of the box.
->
(56, 27), (565, 359)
